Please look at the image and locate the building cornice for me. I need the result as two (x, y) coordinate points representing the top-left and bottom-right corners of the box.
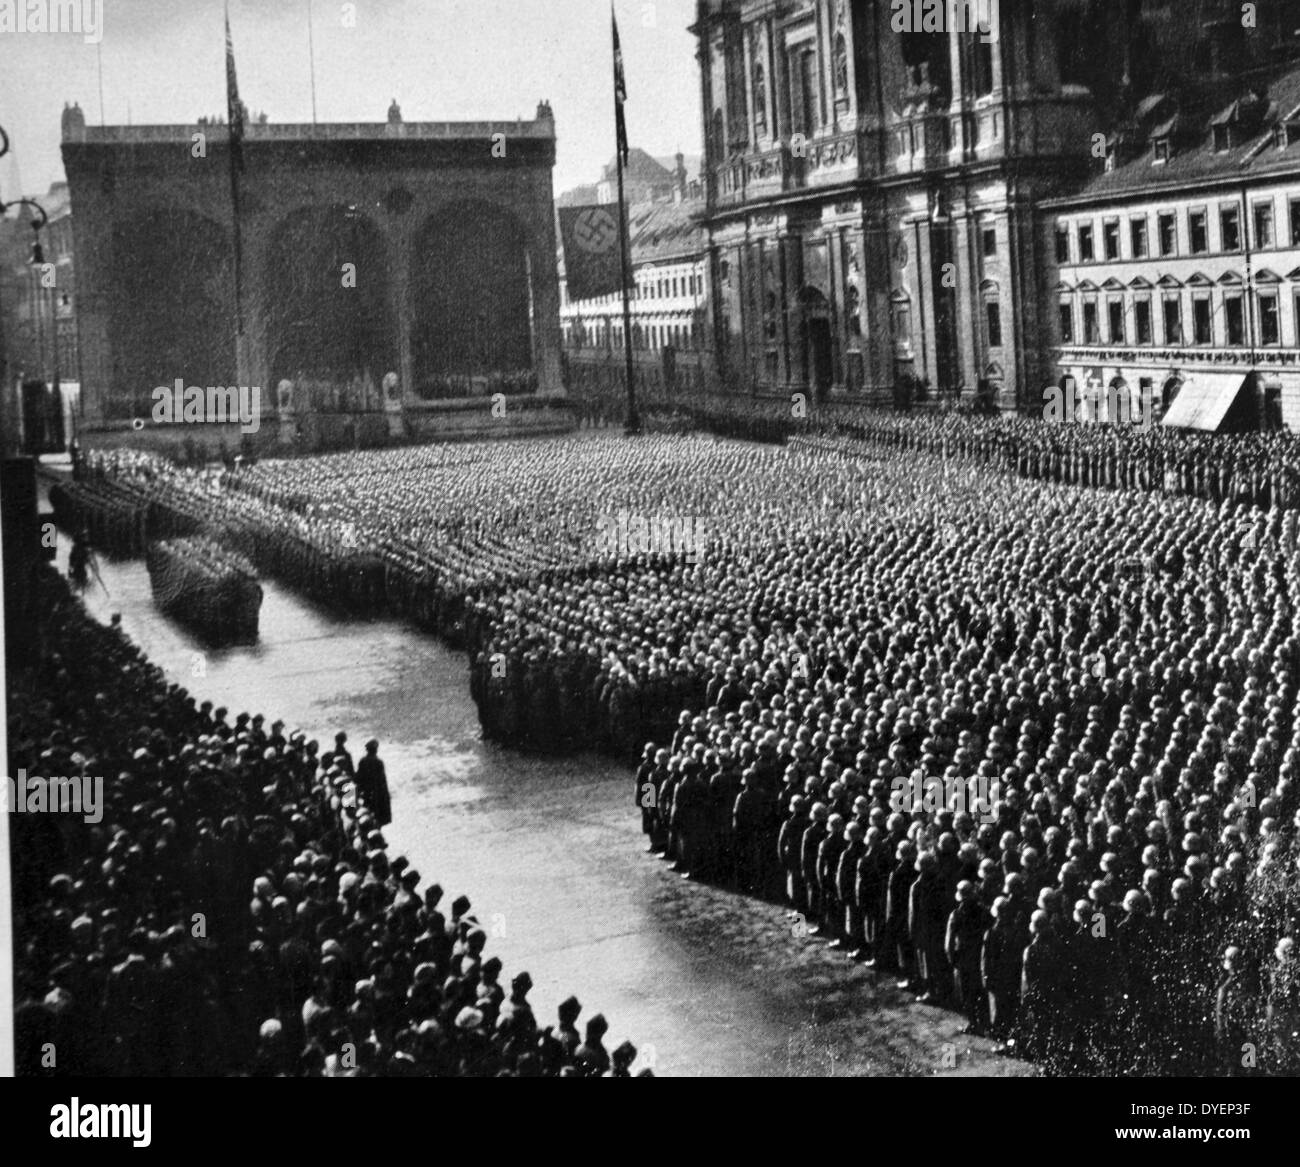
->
(704, 156), (1086, 223)
(65, 120), (555, 144)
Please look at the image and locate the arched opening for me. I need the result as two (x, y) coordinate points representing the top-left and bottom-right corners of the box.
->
(1107, 375), (1133, 424)
(1263, 378), (1284, 431)
(798, 285), (834, 401)
(412, 201), (533, 397)
(265, 205), (396, 410)
(899, 25), (950, 98)
(109, 208), (234, 420)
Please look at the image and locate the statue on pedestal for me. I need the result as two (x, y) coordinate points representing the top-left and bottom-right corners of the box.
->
(277, 379), (297, 449)
(383, 371), (403, 437)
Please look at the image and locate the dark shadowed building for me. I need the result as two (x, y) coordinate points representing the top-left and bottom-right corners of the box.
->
(60, 100), (563, 429)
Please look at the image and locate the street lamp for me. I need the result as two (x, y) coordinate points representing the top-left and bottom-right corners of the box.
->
(3, 123), (59, 455)
(1, 198), (50, 255)
(1, 197), (51, 453)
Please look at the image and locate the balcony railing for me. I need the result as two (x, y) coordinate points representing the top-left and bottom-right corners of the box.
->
(711, 131), (861, 208)
(1055, 344), (1300, 367)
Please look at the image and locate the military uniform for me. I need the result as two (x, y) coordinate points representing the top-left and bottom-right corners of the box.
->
(837, 833), (866, 954)
(779, 807), (810, 914)
(800, 816), (829, 927)
(981, 917), (1021, 1038)
(883, 853), (917, 979)
(355, 746), (392, 828)
(946, 896), (991, 1033)
(1214, 964), (1255, 1075)
(816, 827), (847, 939)
(669, 768), (707, 876)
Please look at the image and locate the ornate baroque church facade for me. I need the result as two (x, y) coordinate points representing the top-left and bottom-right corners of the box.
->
(693, 0), (1300, 409)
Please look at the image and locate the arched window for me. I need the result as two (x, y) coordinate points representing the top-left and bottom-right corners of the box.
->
(1107, 377), (1133, 425)
(753, 61), (768, 136)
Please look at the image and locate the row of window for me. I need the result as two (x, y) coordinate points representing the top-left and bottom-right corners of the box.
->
(566, 271), (704, 309)
(1059, 289), (1287, 348)
(718, 14), (1001, 158)
(638, 272), (703, 300)
(720, 28), (853, 154)
(566, 320), (701, 350)
(1055, 197), (1300, 264)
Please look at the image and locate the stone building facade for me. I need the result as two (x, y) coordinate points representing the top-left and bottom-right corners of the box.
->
(692, 0), (1300, 411)
(1044, 66), (1300, 431)
(560, 198), (710, 359)
(694, 0), (1100, 406)
(60, 101), (563, 427)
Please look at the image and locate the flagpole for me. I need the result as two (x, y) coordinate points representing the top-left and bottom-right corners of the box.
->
(613, 8), (639, 436)
(307, 0), (318, 124)
(225, 5), (246, 383)
(616, 142), (638, 435)
(96, 40), (105, 124)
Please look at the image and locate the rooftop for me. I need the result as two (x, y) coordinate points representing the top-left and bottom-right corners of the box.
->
(64, 118), (556, 145)
(626, 199), (707, 262)
(1047, 63), (1300, 207)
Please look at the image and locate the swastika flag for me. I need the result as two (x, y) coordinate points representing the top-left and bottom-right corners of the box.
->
(559, 204), (626, 302)
(613, 9), (629, 167)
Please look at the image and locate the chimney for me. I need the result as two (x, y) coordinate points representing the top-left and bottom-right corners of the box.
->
(61, 101), (87, 141)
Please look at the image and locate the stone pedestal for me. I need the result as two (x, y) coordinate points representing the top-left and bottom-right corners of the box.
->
(277, 379), (297, 448)
(383, 371), (404, 437)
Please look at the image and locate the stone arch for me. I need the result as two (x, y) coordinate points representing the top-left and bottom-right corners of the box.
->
(798, 286), (834, 400)
(1107, 375), (1134, 424)
(898, 26), (949, 97)
(412, 200), (533, 391)
(797, 284), (830, 314)
(263, 204), (396, 408)
(109, 206), (235, 420)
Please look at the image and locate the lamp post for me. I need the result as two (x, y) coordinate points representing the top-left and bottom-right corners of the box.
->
(1, 196), (50, 454)
(1, 124), (52, 453)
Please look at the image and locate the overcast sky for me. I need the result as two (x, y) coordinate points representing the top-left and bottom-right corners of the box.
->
(0, 0), (703, 202)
